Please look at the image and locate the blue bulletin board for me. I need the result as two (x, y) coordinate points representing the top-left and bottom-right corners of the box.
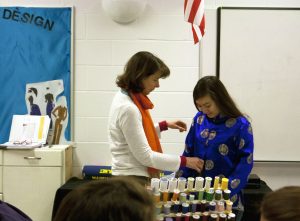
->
(0, 7), (72, 144)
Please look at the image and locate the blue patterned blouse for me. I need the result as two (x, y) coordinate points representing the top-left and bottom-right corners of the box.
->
(181, 111), (254, 206)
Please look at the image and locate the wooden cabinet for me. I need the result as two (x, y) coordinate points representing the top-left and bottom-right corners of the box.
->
(2, 145), (72, 221)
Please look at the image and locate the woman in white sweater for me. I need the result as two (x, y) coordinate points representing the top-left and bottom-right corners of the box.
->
(108, 51), (203, 184)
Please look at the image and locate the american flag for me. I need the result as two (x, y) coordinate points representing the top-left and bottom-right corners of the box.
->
(184, 0), (205, 44)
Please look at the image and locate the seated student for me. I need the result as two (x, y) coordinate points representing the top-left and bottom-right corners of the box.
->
(0, 200), (32, 221)
(260, 186), (300, 221)
(53, 177), (155, 221)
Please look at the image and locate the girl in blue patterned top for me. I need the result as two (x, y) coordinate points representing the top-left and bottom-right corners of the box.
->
(181, 76), (254, 220)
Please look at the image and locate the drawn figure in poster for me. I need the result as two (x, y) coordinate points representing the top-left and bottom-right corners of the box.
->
(28, 87), (41, 115)
(52, 96), (68, 144)
(45, 92), (55, 128)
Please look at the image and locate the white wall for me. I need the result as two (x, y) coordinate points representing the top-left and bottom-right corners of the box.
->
(1, 0), (300, 190)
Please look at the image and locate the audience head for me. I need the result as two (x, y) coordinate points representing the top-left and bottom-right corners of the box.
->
(260, 186), (300, 221)
(53, 177), (155, 221)
(116, 51), (170, 93)
(193, 75), (243, 118)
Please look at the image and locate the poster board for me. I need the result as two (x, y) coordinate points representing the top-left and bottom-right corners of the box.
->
(217, 7), (300, 161)
(0, 6), (73, 144)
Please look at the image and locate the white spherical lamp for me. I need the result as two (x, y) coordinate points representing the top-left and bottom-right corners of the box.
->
(102, 0), (147, 24)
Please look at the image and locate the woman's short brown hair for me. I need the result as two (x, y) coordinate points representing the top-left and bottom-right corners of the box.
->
(53, 177), (155, 221)
(116, 51), (170, 93)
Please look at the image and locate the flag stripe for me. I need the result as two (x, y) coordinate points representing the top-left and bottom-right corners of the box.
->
(199, 16), (205, 35)
(184, 0), (195, 21)
(192, 24), (202, 44)
(188, 0), (201, 23)
(192, 24), (199, 44)
(193, 0), (205, 25)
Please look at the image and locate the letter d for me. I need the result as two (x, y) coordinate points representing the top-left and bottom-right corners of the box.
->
(3, 9), (12, 19)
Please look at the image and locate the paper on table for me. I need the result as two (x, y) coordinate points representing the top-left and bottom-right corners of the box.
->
(1, 141), (43, 149)
(0, 115), (50, 149)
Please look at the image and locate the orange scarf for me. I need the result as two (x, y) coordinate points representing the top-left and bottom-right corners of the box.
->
(130, 92), (162, 178)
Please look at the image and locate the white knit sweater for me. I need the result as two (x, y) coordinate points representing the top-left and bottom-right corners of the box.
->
(108, 90), (180, 177)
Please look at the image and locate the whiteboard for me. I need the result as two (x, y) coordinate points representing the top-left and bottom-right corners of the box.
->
(217, 7), (300, 161)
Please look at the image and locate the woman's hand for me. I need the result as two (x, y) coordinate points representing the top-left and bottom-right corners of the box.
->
(167, 120), (187, 132)
(186, 157), (204, 173)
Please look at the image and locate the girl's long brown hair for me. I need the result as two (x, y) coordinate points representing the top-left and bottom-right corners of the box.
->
(193, 76), (244, 118)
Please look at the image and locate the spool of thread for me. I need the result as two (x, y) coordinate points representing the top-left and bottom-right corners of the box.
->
(205, 188), (214, 202)
(209, 201), (216, 212)
(153, 192), (161, 204)
(155, 204), (162, 215)
(217, 201), (225, 212)
(204, 177), (212, 191)
(160, 178), (169, 192)
(187, 177), (195, 191)
(172, 189), (180, 201)
(165, 218), (173, 221)
(175, 213), (182, 221)
(215, 189), (222, 201)
(223, 189), (231, 200)
(191, 200), (197, 213)
(210, 213), (218, 221)
(202, 212), (209, 221)
(221, 178), (229, 190)
(192, 214), (200, 220)
(180, 192), (187, 203)
(200, 200), (206, 212)
(226, 201), (233, 212)
(162, 190), (169, 203)
(173, 201), (180, 213)
(196, 201), (201, 212)
(183, 213), (191, 221)
(195, 177), (204, 190)
(219, 213), (227, 221)
(169, 178), (178, 192)
(198, 188), (204, 200)
(163, 203), (171, 215)
(189, 194), (195, 201)
(213, 176), (220, 190)
(156, 215), (164, 221)
(151, 178), (160, 192)
(178, 177), (187, 192)
(182, 202), (190, 214)
(228, 212), (236, 221)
